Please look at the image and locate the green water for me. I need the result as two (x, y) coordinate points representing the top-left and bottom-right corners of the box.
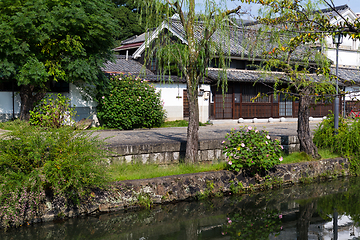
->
(1, 177), (360, 239)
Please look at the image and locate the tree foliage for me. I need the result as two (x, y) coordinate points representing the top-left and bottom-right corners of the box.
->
(111, 0), (144, 44)
(237, 0), (348, 158)
(0, 0), (120, 120)
(138, 0), (241, 163)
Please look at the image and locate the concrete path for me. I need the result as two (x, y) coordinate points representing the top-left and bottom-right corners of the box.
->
(96, 120), (322, 146)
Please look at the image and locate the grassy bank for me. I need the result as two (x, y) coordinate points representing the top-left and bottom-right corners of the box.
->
(107, 149), (341, 181)
(108, 162), (227, 181)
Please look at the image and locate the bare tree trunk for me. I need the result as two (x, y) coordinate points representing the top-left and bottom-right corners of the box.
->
(19, 85), (46, 121)
(185, 83), (199, 164)
(297, 92), (320, 159)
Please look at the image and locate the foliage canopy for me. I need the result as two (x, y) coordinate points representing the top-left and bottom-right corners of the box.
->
(0, 0), (120, 119)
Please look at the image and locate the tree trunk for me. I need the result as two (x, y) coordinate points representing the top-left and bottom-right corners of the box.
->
(297, 92), (320, 159)
(185, 84), (199, 164)
(296, 201), (317, 240)
(19, 85), (46, 121)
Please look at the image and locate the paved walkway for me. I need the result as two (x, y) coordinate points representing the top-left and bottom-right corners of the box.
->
(96, 120), (322, 146)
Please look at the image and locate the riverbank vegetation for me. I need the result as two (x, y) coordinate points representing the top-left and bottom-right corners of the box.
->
(0, 112), (354, 229)
(0, 125), (108, 228)
(314, 115), (360, 175)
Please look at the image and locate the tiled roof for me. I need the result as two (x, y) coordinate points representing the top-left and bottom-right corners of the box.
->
(206, 66), (360, 86)
(331, 67), (360, 84)
(102, 56), (360, 86)
(102, 55), (154, 75)
(159, 18), (319, 63)
(320, 4), (351, 20)
(206, 68), (284, 83)
(206, 68), (342, 85)
(101, 55), (212, 83)
(121, 31), (151, 45)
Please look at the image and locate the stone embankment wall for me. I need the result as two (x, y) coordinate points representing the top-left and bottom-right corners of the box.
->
(107, 135), (300, 165)
(22, 157), (348, 227)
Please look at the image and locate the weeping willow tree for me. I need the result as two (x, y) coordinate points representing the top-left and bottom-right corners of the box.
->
(138, 0), (241, 163)
(234, 0), (342, 158)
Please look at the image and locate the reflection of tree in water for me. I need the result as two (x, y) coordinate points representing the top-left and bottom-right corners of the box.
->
(222, 208), (282, 239)
(296, 201), (317, 240)
(317, 177), (360, 226)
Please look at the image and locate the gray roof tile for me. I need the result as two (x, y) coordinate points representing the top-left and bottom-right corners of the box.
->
(331, 67), (360, 84)
(102, 56), (154, 75)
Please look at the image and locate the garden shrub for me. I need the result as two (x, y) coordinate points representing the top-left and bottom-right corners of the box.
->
(97, 74), (166, 130)
(29, 93), (76, 128)
(0, 125), (107, 228)
(313, 114), (347, 150)
(314, 114), (360, 175)
(223, 126), (283, 174)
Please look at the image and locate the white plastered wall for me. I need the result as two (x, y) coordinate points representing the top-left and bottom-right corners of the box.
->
(0, 91), (21, 120)
(65, 83), (98, 123)
(153, 82), (210, 123)
(0, 83), (98, 123)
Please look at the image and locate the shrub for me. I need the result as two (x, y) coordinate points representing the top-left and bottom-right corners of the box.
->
(97, 74), (166, 130)
(313, 114), (347, 150)
(223, 126), (283, 174)
(0, 126), (107, 228)
(314, 114), (360, 175)
(29, 94), (76, 128)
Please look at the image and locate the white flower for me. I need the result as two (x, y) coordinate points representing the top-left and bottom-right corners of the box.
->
(266, 135), (270, 139)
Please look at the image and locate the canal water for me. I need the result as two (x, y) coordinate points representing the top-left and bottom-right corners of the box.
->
(1, 177), (360, 240)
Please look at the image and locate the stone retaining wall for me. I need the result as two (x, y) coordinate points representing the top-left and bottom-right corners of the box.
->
(107, 135), (301, 165)
(13, 157), (348, 228)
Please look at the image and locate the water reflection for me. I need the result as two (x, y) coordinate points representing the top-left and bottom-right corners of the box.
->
(1, 177), (360, 240)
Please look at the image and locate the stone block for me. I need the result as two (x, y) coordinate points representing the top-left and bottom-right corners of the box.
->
(125, 155), (132, 164)
(138, 144), (153, 154)
(151, 144), (162, 153)
(281, 135), (299, 145)
(161, 142), (181, 152)
(207, 149), (215, 161)
(201, 150), (208, 161)
(214, 149), (224, 160)
(199, 141), (209, 150)
(140, 154), (150, 164)
(173, 152), (180, 161)
(153, 153), (165, 164)
(164, 152), (174, 164)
